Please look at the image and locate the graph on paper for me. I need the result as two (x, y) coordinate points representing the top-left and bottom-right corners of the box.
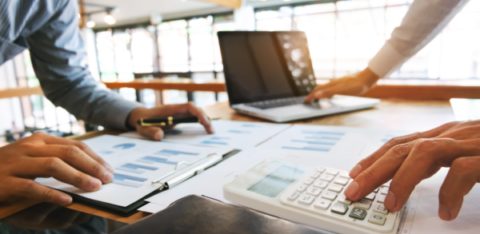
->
(163, 120), (289, 148)
(281, 129), (344, 152)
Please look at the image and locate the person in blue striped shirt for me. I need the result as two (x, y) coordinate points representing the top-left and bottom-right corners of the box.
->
(0, 0), (213, 206)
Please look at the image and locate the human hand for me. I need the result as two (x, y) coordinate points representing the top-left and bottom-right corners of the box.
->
(344, 120), (480, 220)
(304, 68), (379, 103)
(128, 103), (214, 140)
(0, 133), (113, 206)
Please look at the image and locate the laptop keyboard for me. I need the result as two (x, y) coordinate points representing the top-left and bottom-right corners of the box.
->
(246, 97), (308, 109)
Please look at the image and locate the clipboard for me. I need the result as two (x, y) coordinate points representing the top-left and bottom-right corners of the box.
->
(66, 149), (240, 216)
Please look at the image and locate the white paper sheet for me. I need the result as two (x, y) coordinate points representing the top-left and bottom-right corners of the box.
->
(37, 135), (231, 207)
(122, 120), (290, 149)
(140, 125), (396, 213)
(399, 168), (480, 234)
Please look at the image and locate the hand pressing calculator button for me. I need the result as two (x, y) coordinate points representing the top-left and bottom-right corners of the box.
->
(224, 161), (405, 234)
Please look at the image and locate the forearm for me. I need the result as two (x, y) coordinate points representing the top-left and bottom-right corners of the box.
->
(38, 71), (141, 130)
(369, 0), (469, 78)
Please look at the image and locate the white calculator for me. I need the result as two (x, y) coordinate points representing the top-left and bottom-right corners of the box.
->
(223, 161), (404, 234)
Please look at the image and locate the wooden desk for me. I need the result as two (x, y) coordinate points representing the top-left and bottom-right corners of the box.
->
(0, 99), (455, 224)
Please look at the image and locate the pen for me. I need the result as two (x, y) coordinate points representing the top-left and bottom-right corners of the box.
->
(137, 115), (199, 127)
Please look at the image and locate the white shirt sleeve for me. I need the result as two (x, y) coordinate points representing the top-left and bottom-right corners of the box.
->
(368, 0), (470, 78)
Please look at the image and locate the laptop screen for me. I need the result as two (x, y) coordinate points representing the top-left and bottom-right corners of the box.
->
(218, 31), (315, 105)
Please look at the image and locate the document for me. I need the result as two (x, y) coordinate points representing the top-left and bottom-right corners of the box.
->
(399, 168), (480, 234)
(37, 135), (231, 208)
(140, 125), (396, 213)
(123, 120), (290, 149)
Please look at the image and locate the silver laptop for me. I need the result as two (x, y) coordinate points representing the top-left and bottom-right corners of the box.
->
(217, 31), (379, 122)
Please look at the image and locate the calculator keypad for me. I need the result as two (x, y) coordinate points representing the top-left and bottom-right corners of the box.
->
(280, 167), (400, 233)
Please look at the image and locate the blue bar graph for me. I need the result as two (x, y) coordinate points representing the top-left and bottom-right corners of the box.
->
(156, 149), (198, 156)
(113, 173), (147, 188)
(282, 146), (331, 152)
(280, 129), (345, 153)
(139, 156), (177, 165)
(118, 163), (158, 174)
(227, 129), (250, 134)
(201, 140), (228, 146)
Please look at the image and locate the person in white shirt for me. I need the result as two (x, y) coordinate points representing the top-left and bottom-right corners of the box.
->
(306, 0), (479, 221)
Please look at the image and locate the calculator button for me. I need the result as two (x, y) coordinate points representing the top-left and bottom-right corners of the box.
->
(306, 187), (322, 196)
(365, 192), (376, 200)
(317, 168), (326, 173)
(288, 191), (301, 201)
(337, 193), (352, 205)
(373, 203), (388, 215)
(349, 207), (367, 220)
(331, 202), (348, 215)
(353, 198), (372, 210)
(376, 194), (386, 203)
(311, 171), (321, 179)
(313, 198), (331, 210)
(313, 180), (328, 189)
(303, 177), (315, 185)
(298, 194), (315, 205)
(325, 169), (338, 176)
(319, 174), (334, 182)
(379, 186), (389, 195)
(297, 184), (308, 192)
(368, 213), (387, 225)
(328, 184), (343, 193)
(321, 191), (337, 201)
(333, 177), (349, 186)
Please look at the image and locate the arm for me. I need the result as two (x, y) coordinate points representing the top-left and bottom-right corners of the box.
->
(306, 0), (469, 102)
(26, 0), (141, 130)
(369, 0), (470, 78)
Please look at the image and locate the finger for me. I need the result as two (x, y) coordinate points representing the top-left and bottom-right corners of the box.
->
(136, 126), (164, 141)
(30, 133), (113, 173)
(13, 157), (102, 192)
(305, 82), (337, 102)
(148, 103), (213, 133)
(386, 138), (480, 212)
(349, 121), (459, 178)
(9, 178), (73, 206)
(345, 141), (415, 201)
(24, 144), (113, 184)
(438, 156), (480, 220)
(185, 103), (214, 134)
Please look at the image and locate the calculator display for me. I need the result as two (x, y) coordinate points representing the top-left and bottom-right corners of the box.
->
(248, 165), (303, 198)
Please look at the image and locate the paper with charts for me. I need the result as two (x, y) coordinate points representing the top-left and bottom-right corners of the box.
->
(37, 135), (231, 207)
(122, 120), (289, 149)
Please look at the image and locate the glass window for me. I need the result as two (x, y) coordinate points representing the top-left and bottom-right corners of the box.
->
(158, 20), (189, 72)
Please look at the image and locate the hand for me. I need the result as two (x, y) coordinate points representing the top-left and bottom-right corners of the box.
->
(0, 133), (113, 206)
(128, 103), (214, 140)
(304, 68), (379, 103)
(344, 120), (480, 220)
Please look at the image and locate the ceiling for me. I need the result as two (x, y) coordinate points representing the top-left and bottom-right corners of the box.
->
(84, 0), (225, 27)
(83, 0), (319, 28)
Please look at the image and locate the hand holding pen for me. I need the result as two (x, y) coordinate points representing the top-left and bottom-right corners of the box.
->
(127, 103), (214, 141)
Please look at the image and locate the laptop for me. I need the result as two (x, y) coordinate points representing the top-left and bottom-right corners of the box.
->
(217, 31), (379, 123)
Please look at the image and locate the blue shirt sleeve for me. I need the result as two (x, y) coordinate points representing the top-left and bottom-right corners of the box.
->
(26, 0), (141, 130)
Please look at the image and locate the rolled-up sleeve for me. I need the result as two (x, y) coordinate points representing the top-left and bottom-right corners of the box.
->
(368, 0), (469, 78)
(26, 0), (141, 130)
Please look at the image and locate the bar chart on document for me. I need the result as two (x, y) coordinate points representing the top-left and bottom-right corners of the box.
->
(260, 125), (346, 154)
(164, 120), (289, 148)
(37, 135), (229, 207)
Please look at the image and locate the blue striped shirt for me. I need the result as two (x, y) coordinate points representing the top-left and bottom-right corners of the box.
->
(0, 0), (140, 130)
